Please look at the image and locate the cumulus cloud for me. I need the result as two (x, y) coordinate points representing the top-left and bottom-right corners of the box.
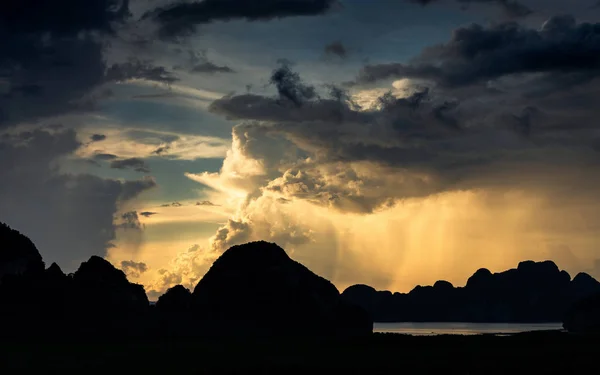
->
(121, 260), (149, 278)
(146, 0), (338, 38)
(187, 30), (600, 279)
(147, 243), (217, 296)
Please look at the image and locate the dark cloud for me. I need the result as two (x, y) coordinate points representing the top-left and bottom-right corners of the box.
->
(210, 92), (368, 123)
(120, 260), (148, 278)
(85, 159), (102, 167)
(0, 37), (108, 127)
(196, 201), (217, 206)
(152, 145), (171, 155)
(0, 1), (132, 128)
(160, 202), (183, 207)
(90, 134), (107, 142)
(139, 211), (158, 217)
(110, 158), (151, 173)
(105, 59), (179, 84)
(354, 16), (600, 89)
(0, 129), (156, 270)
(0, 0), (178, 131)
(191, 62), (236, 74)
(120, 177), (157, 201)
(324, 41), (348, 59)
(269, 62), (317, 106)
(407, 0), (532, 18)
(0, 0), (130, 36)
(146, 0), (338, 38)
(94, 153), (119, 161)
(208, 62), (600, 213)
(116, 211), (144, 230)
(172, 49), (236, 75)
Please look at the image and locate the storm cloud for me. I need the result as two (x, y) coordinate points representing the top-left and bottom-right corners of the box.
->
(354, 15), (600, 89)
(407, 0), (532, 18)
(205, 52), (600, 218)
(0, 0), (132, 127)
(146, 0), (338, 37)
(0, 128), (156, 270)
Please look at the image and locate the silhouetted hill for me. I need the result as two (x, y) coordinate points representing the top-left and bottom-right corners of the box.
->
(0, 222), (44, 282)
(4, 220), (600, 336)
(0, 223), (370, 338)
(71, 256), (149, 317)
(191, 241), (372, 336)
(342, 260), (600, 324)
(156, 285), (192, 313)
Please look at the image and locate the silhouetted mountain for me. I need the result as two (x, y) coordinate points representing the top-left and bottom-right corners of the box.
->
(0, 222), (44, 282)
(71, 255), (149, 318)
(342, 260), (600, 324)
(4, 220), (600, 338)
(0, 223), (370, 338)
(191, 241), (372, 337)
(156, 284), (192, 313)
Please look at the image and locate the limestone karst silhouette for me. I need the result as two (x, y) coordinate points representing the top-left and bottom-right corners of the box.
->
(2, 221), (600, 336)
(341, 260), (600, 324)
(0, 223), (371, 338)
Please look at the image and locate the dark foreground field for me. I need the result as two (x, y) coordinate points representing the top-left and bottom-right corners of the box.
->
(0, 331), (597, 374)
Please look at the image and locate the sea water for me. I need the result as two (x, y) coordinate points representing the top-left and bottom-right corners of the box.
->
(373, 322), (564, 335)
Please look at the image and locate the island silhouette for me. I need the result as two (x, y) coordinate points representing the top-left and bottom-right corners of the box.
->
(2, 221), (599, 338)
(3, 221), (600, 373)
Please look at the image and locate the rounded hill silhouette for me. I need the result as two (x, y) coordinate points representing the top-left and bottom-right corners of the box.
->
(191, 241), (372, 337)
(3, 220), (600, 337)
(0, 222), (44, 282)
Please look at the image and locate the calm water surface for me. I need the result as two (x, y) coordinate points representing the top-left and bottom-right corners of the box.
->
(373, 322), (564, 336)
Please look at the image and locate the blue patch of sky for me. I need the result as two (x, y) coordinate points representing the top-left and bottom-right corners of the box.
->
(193, 1), (477, 87)
(143, 157), (224, 203)
(98, 98), (234, 139)
(63, 156), (224, 203)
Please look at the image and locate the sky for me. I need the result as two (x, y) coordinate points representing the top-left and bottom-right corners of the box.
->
(3, 0), (600, 299)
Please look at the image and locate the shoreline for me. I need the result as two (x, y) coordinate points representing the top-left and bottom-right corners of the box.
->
(373, 321), (565, 336)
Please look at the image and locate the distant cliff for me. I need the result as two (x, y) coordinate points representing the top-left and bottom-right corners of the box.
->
(341, 260), (600, 324)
